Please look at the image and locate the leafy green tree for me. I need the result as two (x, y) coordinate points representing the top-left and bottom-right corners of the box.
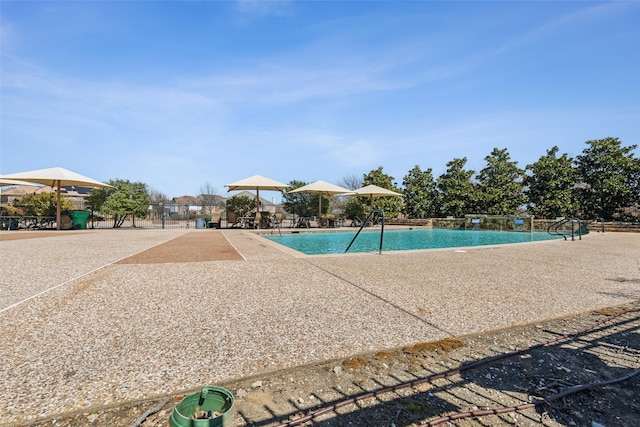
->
(362, 166), (403, 219)
(402, 165), (438, 218)
(16, 192), (73, 217)
(574, 137), (640, 220)
(437, 157), (476, 217)
(85, 187), (109, 214)
(312, 193), (330, 217)
(282, 180), (313, 217)
(475, 148), (525, 215)
(338, 174), (365, 222)
(225, 194), (255, 218)
(281, 181), (330, 218)
(88, 179), (151, 228)
(524, 146), (579, 218)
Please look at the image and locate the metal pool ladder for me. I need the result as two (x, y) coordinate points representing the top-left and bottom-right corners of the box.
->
(548, 217), (582, 241)
(345, 209), (385, 254)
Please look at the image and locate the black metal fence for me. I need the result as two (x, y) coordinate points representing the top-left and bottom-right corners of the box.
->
(86, 203), (222, 229)
(3, 201), (638, 231)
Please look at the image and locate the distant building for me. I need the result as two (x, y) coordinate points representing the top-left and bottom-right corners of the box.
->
(1, 186), (283, 216)
(0, 185), (89, 211)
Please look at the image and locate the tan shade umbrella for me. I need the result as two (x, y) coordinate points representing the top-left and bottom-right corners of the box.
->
(225, 175), (289, 214)
(0, 167), (113, 230)
(353, 184), (403, 208)
(0, 178), (38, 187)
(288, 180), (351, 218)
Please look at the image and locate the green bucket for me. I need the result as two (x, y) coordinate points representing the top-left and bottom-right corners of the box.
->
(170, 386), (235, 427)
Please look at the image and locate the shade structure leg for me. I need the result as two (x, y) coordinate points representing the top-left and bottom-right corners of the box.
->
(56, 181), (61, 231)
(256, 189), (260, 228)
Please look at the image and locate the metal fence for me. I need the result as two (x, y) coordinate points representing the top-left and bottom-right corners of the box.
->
(4, 201), (638, 231)
(88, 203), (222, 229)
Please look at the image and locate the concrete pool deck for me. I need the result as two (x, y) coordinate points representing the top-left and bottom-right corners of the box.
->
(0, 228), (638, 425)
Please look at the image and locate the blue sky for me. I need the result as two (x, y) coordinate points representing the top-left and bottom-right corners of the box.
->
(1, 0), (638, 200)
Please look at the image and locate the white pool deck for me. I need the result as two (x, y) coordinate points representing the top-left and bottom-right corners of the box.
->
(0, 228), (638, 425)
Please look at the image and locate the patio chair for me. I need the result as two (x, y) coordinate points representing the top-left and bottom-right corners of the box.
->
(226, 211), (240, 228)
(253, 211), (261, 229)
(272, 212), (283, 229)
(351, 216), (372, 228)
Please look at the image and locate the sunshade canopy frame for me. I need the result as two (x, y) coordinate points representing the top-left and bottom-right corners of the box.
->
(0, 178), (39, 187)
(224, 175), (290, 218)
(352, 184), (403, 208)
(288, 180), (351, 220)
(0, 167), (113, 230)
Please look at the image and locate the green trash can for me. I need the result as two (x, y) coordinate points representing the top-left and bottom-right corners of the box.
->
(2, 217), (19, 230)
(68, 210), (90, 229)
(170, 386), (234, 427)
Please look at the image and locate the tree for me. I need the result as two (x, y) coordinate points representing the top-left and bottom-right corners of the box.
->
(524, 146), (579, 218)
(437, 157), (476, 217)
(88, 179), (151, 228)
(362, 166), (403, 219)
(282, 180), (313, 218)
(310, 193), (330, 217)
(339, 174), (363, 191)
(475, 148), (525, 215)
(574, 137), (640, 220)
(16, 192), (73, 217)
(402, 165), (438, 218)
(199, 181), (221, 214)
(147, 187), (169, 203)
(339, 174), (366, 221)
(85, 186), (108, 213)
(344, 196), (367, 222)
(225, 194), (255, 218)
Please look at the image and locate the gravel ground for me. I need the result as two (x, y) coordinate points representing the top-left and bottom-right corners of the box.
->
(18, 305), (640, 427)
(0, 228), (638, 426)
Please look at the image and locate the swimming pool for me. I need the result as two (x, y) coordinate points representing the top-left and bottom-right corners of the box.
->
(263, 228), (561, 255)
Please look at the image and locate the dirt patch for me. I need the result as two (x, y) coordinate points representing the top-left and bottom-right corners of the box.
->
(116, 231), (244, 263)
(28, 304), (640, 427)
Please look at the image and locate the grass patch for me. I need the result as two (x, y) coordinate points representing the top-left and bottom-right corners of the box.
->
(403, 338), (465, 356)
(342, 357), (369, 370)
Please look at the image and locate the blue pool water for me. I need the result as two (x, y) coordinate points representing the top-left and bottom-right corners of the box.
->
(263, 228), (561, 255)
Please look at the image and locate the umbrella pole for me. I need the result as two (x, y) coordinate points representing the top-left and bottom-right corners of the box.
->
(256, 189), (260, 228)
(56, 180), (61, 231)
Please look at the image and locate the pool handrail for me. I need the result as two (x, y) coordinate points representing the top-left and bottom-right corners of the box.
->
(548, 217), (582, 241)
(345, 209), (385, 254)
